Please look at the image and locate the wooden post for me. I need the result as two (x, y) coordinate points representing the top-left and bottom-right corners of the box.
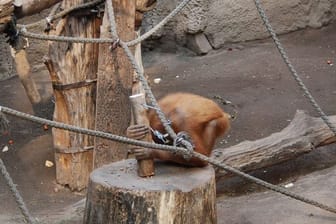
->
(13, 48), (42, 105)
(128, 24), (155, 177)
(94, 0), (135, 168)
(84, 159), (217, 224)
(129, 93), (155, 177)
(47, 0), (101, 191)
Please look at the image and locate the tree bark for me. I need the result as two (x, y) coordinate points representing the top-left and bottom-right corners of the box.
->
(47, 0), (101, 191)
(94, 0), (135, 168)
(84, 159), (216, 224)
(211, 110), (336, 179)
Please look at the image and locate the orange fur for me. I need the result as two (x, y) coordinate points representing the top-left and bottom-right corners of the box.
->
(147, 93), (230, 167)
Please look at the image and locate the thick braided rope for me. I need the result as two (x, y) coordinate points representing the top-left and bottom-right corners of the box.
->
(1, 105), (336, 214)
(126, 0), (192, 46)
(0, 159), (37, 224)
(6, 0), (336, 216)
(20, 29), (116, 44)
(104, 2), (336, 214)
(192, 152), (336, 214)
(17, 0), (104, 29)
(106, 0), (194, 154)
(18, 0), (190, 47)
(0, 106), (188, 155)
(105, 0), (179, 141)
(254, 0), (336, 135)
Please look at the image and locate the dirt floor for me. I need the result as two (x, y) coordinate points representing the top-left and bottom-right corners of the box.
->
(0, 21), (336, 223)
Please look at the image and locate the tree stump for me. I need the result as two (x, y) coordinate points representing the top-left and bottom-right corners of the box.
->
(84, 159), (216, 224)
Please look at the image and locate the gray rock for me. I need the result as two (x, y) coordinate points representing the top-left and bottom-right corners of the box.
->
(186, 33), (212, 55)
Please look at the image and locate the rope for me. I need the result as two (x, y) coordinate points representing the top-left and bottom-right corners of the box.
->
(18, 0), (191, 47)
(3, 0), (335, 217)
(0, 158), (37, 224)
(253, 0), (336, 136)
(105, 0), (194, 156)
(20, 28), (117, 44)
(192, 152), (336, 214)
(125, 0), (192, 46)
(0, 106), (190, 156)
(1, 105), (336, 214)
(17, 0), (104, 29)
(99, 0), (336, 214)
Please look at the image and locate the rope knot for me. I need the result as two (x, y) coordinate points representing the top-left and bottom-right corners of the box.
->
(174, 131), (194, 160)
(109, 38), (120, 51)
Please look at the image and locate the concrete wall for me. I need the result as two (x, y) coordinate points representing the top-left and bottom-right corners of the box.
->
(142, 0), (336, 51)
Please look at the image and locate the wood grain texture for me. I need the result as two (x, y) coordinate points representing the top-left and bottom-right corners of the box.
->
(47, 0), (101, 190)
(94, 0), (135, 168)
(84, 159), (216, 224)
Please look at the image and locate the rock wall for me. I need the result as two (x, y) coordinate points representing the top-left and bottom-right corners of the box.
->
(143, 0), (336, 51)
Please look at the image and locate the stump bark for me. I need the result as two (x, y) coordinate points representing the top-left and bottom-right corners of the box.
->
(84, 159), (216, 224)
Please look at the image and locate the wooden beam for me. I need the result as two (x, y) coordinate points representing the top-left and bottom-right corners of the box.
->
(129, 94), (155, 177)
(47, 0), (101, 191)
(13, 48), (41, 105)
(128, 28), (155, 177)
(211, 110), (336, 179)
(94, 0), (135, 168)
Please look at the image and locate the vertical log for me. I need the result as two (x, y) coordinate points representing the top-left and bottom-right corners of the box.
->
(13, 49), (41, 105)
(129, 94), (155, 177)
(129, 29), (155, 177)
(47, 0), (101, 191)
(94, 0), (135, 168)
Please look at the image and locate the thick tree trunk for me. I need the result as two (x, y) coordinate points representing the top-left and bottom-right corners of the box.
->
(84, 159), (216, 224)
(128, 29), (155, 177)
(212, 110), (336, 180)
(94, 0), (135, 168)
(47, 0), (101, 191)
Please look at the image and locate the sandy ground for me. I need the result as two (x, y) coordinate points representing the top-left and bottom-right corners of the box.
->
(0, 22), (335, 223)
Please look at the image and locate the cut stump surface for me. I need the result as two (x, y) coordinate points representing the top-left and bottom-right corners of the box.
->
(84, 159), (216, 224)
